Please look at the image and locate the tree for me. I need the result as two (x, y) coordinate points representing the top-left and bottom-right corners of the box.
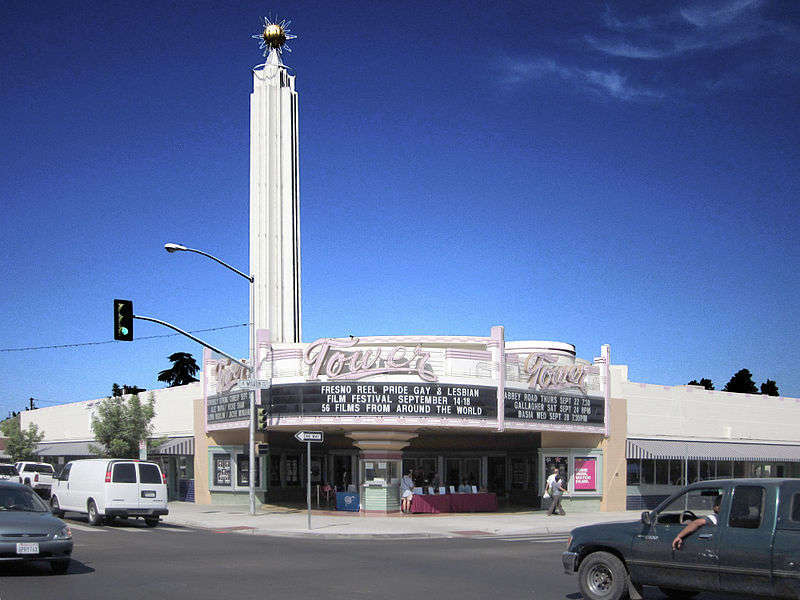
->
(90, 393), (156, 458)
(0, 415), (44, 462)
(157, 352), (200, 387)
(723, 369), (758, 394)
(111, 383), (122, 397)
(760, 379), (780, 396)
(688, 378), (714, 390)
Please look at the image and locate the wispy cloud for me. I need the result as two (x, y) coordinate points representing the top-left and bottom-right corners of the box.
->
(588, 0), (783, 60)
(502, 57), (663, 102)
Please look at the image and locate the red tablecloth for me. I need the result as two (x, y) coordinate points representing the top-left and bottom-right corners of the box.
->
(449, 493), (498, 513)
(410, 493), (497, 513)
(411, 494), (451, 513)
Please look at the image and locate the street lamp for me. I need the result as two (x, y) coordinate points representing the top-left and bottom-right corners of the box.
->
(165, 242), (258, 516)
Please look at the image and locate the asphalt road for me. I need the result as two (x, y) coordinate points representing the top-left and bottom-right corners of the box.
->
(0, 518), (751, 600)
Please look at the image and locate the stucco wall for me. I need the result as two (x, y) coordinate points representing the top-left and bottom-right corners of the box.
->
(613, 365), (800, 443)
(20, 382), (201, 442)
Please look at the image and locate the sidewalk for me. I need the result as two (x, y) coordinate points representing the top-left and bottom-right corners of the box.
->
(162, 501), (641, 539)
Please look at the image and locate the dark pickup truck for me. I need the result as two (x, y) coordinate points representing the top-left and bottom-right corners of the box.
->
(563, 478), (800, 599)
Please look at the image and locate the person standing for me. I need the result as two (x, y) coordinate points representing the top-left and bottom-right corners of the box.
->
(546, 468), (568, 516)
(400, 470), (414, 514)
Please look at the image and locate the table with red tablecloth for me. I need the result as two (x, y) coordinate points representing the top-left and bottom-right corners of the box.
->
(449, 492), (498, 513)
(410, 493), (497, 514)
(410, 494), (452, 513)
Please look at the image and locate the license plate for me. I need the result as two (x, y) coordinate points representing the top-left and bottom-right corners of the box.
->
(141, 490), (156, 498)
(16, 542), (39, 555)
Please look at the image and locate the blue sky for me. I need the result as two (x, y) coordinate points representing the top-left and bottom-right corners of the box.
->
(1, 0), (798, 414)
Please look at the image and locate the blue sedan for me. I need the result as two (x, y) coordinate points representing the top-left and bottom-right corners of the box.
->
(0, 481), (73, 573)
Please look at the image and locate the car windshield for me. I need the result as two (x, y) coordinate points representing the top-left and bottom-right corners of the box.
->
(0, 466), (17, 476)
(0, 487), (49, 512)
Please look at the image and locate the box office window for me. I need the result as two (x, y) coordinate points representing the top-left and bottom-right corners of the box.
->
(236, 454), (260, 487)
(213, 454), (232, 487)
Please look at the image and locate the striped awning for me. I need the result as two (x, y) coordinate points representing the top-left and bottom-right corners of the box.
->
(36, 441), (98, 457)
(627, 439), (800, 462)
(154, 436), (194, 456)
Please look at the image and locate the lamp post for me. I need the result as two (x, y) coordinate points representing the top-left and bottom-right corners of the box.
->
(165, 243), (258, 516)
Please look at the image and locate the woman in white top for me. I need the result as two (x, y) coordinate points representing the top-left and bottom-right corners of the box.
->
(400, 470), (415, 513)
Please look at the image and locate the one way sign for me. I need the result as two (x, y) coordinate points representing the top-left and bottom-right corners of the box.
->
(295, 430), (324, 443)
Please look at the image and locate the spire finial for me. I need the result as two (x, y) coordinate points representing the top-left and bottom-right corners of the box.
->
(252, 16), (296, 61)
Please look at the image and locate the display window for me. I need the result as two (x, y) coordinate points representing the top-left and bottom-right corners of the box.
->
(236, 454), (261, 487)
(573, 457), (597, 491)
(213, 454), (232, 487)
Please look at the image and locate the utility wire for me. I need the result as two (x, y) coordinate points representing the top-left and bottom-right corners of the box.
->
(0, 323), (248, 352)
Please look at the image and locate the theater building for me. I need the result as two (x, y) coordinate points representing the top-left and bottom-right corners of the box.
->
(195, 330), (625, 512)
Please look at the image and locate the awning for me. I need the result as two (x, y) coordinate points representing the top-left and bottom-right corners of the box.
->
(36, 441), (98, 457)
(154, 436), (194, 456)
(627, 439), (800, 462)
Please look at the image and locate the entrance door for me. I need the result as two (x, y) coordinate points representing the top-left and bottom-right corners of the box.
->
(445, 459), (461, 490)
(488, 457), (506, 496)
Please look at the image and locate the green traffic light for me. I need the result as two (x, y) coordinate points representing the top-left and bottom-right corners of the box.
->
(119, 327), (129, 336)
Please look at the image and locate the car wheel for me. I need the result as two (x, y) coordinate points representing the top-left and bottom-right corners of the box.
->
(578, 551), (629, 600)
(658, 588), (700, 599)
(87, 500), (102, 526)
(51, 559), (71, 574)
(50, 496), (64, 518)
(144, 517), (159, 527)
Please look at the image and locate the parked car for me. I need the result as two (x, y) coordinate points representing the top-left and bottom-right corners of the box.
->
(0, 481), (72, 573)
(15, 462), (55, 498)
(563, 478), (800, 599)
(50, 459), (168, 527)
(0, 464), (18, 481)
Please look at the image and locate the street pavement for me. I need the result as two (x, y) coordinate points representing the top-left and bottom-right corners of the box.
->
(0, 517), (742, 600)
(161, 500), (643, 538)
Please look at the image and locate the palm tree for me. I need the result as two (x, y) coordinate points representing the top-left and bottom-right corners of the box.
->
(157, 352), (200, 387)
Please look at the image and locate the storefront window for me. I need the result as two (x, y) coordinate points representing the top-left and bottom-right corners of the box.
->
(236, 454), (260, 487)
(213, 454), (232, 487)
(627, 459), (640, 485)
(688, 459), (699, 483)
(669, 460), (684, 485)
(641, 459), (655, 484)
(733, 461), (746, 478)
(717, 461), (733, 479)
(655, 460), (669, 484)
(700, 460), (714, 481)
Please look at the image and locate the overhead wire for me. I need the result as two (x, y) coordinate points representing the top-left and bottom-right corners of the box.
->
(0, 323), (248, 352)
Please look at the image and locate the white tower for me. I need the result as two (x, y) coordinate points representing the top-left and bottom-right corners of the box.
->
(249, 20), (302, 343)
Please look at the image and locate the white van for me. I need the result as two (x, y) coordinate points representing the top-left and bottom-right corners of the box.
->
(50, 459), (168, 527)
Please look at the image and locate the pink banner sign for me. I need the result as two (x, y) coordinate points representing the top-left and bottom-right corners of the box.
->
(573, 457), (596, 491)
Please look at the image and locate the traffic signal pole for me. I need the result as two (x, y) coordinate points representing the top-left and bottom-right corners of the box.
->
(132, 314), (252, 372)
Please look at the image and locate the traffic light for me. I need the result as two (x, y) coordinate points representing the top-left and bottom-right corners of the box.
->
(257, 407), (267, 431)
(114, 299), (134, 341)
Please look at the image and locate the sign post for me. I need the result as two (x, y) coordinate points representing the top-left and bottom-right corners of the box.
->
(295, 431), (323, 530)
